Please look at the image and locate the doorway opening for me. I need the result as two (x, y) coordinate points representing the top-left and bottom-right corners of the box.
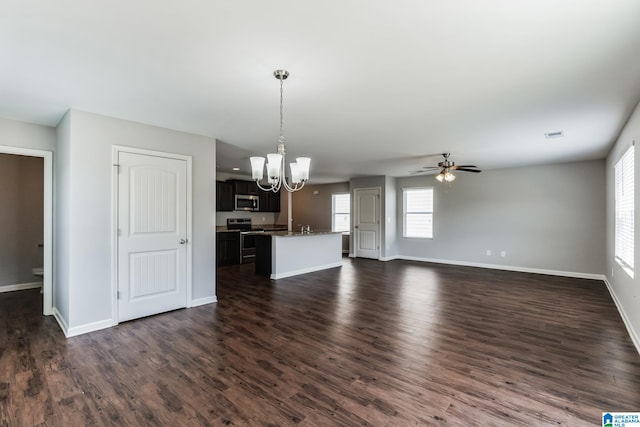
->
(0, 145), (53, 315)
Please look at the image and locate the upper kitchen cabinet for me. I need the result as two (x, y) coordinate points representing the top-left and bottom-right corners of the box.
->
(228, 179), (259, 195)
(218, 179), (280, 212)
(216, 181), (234, 211)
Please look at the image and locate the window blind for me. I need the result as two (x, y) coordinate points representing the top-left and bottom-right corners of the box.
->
(332, 193), (350, 232)
(615, 145), (634, 275)
(403, 188), (433, 238)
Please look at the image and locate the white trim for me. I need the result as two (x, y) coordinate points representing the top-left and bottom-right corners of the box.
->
(110, 146), (119, 325)
(111, 145), (193, 325)
(353, 186), (382, 259)
(0, 145), (53, 316)
(391, 255), (606, 281)
(331, 192), (351, 233)
(191, 296), (218, 307)
(53, 307), (69, 337)
(66, 318), (113, 338)
(54, 308), (112, 338)
(402, 186), (434, 239)
(603, 277), (640, 356)
(270, 262), (343, 280)
(0, 282), (43, 293)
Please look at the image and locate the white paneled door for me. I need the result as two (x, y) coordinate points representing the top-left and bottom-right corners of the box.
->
(117, 151), (188, 322)
(354, 187), (380, 259)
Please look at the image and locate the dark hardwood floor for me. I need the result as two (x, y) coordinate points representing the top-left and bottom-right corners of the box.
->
(1, 258), (639, 426)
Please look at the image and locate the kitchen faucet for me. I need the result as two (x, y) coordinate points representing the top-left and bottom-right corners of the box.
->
(299, 224), (311, 234)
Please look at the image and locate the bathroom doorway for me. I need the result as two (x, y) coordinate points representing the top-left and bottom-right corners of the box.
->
(0, 146), (53, 315)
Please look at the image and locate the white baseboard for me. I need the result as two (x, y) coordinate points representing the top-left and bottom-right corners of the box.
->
(66, 318), (114, 338)
(0, 282), (43, 293)
(392, 255), (606, 281)
(53, 307), (69, 336)
(603, 277), (640, 356)
(271, 261), (343, 280)
(191, 295), (218, 307)
(53, 307), (113, 337)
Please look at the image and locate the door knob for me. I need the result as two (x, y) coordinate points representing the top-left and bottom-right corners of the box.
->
(180, 239), (187, 244)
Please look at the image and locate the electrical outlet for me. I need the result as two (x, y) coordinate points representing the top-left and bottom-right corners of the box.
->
(486, 249), (491, 256)
(501, 251), (506, 257)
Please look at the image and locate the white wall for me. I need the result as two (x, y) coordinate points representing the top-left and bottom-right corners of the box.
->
(384, 176), (398, 259)
(606, 101), (640, 351)
(62, 110), (216, 331)
(55, 112), (71, 326)
(395, 160), (606, 276)
(0, 117), (56, 152)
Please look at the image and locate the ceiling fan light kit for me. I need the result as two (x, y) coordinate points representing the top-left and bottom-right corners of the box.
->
(250, 69), (311, 193)
(436, 170), (456, 182)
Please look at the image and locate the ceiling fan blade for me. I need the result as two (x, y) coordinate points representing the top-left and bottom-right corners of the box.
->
(451, 165), (478, 169)
(409, 170), (428, 175)
(420, 166), (440, 171)
(455, 168), (482, 173)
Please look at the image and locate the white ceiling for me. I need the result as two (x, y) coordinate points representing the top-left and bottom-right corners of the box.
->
(2, 1), (640, 183)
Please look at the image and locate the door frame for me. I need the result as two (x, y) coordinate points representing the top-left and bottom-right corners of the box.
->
(0, 145), (53, 316)
(353, 186), (381, 260)
(111, 145), (193, 325)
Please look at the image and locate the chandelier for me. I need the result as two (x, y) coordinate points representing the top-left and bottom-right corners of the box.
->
(250, 70), (311, 193)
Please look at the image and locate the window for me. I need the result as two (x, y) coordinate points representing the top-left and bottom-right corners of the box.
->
(332, 193), (350, 232)
(403, 187), (433, 238)
(615, 145), (634, 277)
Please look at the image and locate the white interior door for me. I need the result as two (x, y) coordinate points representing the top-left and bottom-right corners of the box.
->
(354, 187), (380, 259)
(117, 151), (188, 322)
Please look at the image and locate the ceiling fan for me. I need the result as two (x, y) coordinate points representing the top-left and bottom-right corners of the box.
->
(410, 153), (481, 182)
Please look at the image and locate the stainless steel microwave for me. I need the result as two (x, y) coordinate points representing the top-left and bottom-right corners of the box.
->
(235, 194), (259, 211)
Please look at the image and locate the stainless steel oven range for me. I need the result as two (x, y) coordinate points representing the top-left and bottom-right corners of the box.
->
(226, 218), (264, 264)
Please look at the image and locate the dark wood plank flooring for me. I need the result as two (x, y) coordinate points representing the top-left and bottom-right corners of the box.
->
(1, 258), (639, 426)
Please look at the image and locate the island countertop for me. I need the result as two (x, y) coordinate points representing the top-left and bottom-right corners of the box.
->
(262, 230), (342, 238)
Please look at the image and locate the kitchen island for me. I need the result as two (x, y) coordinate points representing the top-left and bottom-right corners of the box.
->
(254, 231), (343, 279)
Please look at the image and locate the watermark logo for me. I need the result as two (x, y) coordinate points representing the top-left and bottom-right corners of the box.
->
(602, 412), (640, 427)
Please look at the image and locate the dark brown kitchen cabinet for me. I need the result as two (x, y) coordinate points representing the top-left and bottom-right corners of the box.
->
(216, 231), (240, 266)
(228, 179), (259, 195)
(219, 179), (280, 212)
(216, 181), (234, 211)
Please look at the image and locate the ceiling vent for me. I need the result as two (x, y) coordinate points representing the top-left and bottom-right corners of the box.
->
(544, 131), (564, 139)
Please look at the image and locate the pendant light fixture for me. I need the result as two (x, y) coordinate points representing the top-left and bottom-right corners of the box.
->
(250, 70), (311, 193)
